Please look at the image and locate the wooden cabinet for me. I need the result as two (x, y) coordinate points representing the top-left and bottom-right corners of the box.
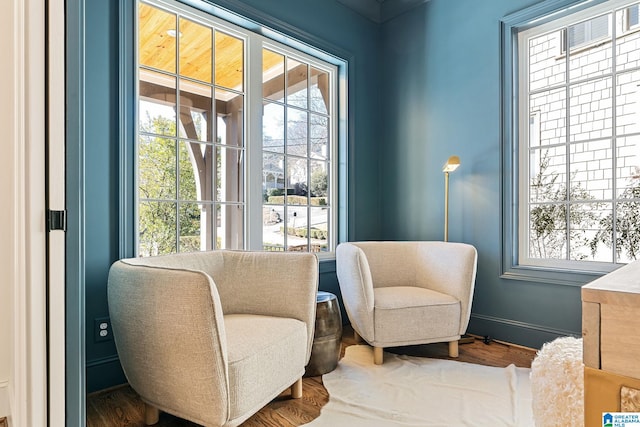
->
(582, 260), (640, 427)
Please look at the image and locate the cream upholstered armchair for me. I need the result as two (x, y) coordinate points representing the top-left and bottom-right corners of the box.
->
(107, 250), (318, 427)
(336, 241), (477, 364)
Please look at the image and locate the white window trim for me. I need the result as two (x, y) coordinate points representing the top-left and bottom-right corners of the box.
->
(516, 0), (640, 274)
(137, 0), (339, 258)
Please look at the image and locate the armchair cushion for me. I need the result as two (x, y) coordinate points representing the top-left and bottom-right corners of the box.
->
(225, 314), (307, 421)
(374, 287), (461, 345)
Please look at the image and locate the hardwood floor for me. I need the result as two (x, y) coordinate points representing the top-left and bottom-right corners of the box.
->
(86, 326), (537, 427)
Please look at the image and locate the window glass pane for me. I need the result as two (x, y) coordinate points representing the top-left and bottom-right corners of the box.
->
(529, 147), (566, 204)
(616, 70), (640, 135)
(139, 3), (176, 73)
(286, 157), (308, 204)
(528, 203), (567, 259)
(310, 161), (328, 203)
(569, 203), (611, 261)
(263, 102), (285, 153)
(179, 17), (212, 83)
(216, 146), (244, 202)
(215, 31), (243, 90)
(569, 77), (612, 142)
(310, 67), (329, 114)
(615, 201), (640, 262)
(179, 79), (212, 141)
(263, 49), (285, 102)
(263, 152), (284, 204)
(529, 30), (565, 91)
(139, 136), (176, 200)
(216, 90), (243, 147)
(310, 114), (328, 160)
(139, 70), (177, 137)
(139, 201), (177, 256)
(309, 207), (329, 252)
(216, 204), (244, 249)
(529, 88), (566, 147)
(179, 142), (214, 201)
(569, 139), (613, 201)
(616, 135), (640, 198)
(263, 205), (284, 251)
(285, 206), (308, 251)
(287, 108), (308, 156)
(178, 202), (211, 252)
(287, 58), (308, 108)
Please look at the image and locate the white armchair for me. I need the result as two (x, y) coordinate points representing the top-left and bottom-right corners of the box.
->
(107, 250), (318, 426)
(336, 241), (477, 364)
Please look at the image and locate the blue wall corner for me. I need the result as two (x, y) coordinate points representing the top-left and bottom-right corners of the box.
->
(378, 0), (583, 348)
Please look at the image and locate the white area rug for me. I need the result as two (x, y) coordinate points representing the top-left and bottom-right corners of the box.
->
(304, 345), (534, 427)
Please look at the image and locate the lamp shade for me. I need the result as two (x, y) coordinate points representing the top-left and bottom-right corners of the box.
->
(442, 155), (460, 173)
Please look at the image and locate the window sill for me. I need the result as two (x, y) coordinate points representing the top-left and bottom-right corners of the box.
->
(500, 263), (611, 286)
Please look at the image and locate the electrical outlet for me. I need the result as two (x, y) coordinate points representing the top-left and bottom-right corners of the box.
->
(94, 317), (112, 342)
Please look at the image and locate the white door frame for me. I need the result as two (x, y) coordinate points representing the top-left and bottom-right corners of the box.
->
(4, 0), (49, 425)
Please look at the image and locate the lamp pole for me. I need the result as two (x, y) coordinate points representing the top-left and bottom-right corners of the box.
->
(442, 155), (460, 243)
(444, 171), (450, 242)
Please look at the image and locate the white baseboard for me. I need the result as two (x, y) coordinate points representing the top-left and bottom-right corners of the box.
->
(0, 381), (9, 418)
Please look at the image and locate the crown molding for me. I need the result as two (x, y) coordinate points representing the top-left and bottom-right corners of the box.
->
(336, 0), (428, 23)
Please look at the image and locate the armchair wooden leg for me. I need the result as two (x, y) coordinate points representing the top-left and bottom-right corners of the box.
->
(144, 403), (160, 425)
(291, 377), (303, 399)
(448, 340), (459, 358)
(373, 346), (384, 365)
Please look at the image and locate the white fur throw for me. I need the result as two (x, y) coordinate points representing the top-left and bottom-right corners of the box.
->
(530, 336), (584, 427)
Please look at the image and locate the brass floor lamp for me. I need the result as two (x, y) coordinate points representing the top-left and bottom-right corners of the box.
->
(442, 155), (460, 242)
(443, 155), (474, 344)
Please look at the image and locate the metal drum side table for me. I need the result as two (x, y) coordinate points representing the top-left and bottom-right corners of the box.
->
(305, 291), (342, 377)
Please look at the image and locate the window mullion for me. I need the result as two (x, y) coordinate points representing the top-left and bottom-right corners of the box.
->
(175, 34), (181, 253)
(246, 34), (264, 251)
(564, 26), (571, 261)
(611, 10), (619, 264)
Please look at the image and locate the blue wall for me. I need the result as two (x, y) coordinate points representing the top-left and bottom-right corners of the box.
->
(77, 0), (591, 398)
(80, 0), (382, 392)
(379, 0), (583, 348)
(83, 0), (128, 392)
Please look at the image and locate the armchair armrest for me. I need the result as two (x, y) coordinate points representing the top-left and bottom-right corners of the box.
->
(336, 243), (375, 341)
(416, 242), (478, 334)
(108, 260), (229, 425)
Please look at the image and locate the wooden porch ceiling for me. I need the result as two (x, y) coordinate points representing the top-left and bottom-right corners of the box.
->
(138, 2), (330, 113)
(139, 2), (284, 92)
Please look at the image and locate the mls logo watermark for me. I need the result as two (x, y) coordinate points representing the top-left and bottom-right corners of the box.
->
(603, 412), (640, 427)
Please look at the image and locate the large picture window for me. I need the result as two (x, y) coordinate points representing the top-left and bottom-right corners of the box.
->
(516, 0), (640, 271)
(136, 0), (339, 257)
